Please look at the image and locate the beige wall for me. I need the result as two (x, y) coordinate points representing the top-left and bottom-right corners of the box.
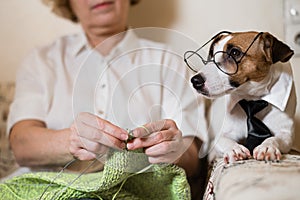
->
(1, 0), (300, 150)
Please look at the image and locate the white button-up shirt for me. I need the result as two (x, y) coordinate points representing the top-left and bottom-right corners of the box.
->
(8, 30), (208, 154)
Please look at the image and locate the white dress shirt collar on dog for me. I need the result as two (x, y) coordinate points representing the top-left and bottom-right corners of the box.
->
(226, 62), (293, 112)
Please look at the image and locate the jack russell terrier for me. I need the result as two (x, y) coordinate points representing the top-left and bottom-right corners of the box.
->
(185, 31), (296, 163)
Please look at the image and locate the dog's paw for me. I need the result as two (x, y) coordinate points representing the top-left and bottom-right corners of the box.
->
(223, 144), (251, 164)
(253, 144), (281, 161)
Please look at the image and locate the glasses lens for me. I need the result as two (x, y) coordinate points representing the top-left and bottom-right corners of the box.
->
(214, 52), (238, 75)
(184, 51), (207, 72)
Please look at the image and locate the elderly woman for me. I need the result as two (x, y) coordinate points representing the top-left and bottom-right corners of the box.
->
(6, 0), (207, 199)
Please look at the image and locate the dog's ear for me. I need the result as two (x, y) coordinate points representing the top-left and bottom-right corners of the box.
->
(262, 32), (294, 63)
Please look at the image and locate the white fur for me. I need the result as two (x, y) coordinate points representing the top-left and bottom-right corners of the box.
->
(196, 35), (295, 164)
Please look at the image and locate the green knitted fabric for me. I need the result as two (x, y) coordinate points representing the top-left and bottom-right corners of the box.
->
(0, 149), (191, 200)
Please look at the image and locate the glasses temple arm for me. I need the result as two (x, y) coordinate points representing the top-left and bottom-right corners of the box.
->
(238, 32), (263, 62)
(186, 31), (232, 60)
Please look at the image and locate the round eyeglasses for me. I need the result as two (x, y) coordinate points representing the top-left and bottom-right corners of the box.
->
(184, 31), (263, 75)
(184, 50), (241, 75)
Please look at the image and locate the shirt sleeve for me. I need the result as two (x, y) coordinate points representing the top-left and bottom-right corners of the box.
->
(7, 48), (53, 134)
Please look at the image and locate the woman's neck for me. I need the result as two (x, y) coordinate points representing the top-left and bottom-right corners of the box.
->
(84, 25), (127, 56)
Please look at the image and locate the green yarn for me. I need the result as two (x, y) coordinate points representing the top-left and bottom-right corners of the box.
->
(0, 149), (191, 200)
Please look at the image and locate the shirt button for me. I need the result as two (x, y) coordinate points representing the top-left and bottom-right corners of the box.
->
(98, 110), (104, 115)
(101, 84), (106, 88)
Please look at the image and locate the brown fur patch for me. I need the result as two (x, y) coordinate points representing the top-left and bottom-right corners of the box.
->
(223, 32), (272, 85)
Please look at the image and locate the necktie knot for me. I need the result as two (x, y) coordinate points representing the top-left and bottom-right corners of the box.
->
(239, 99), (269, 117)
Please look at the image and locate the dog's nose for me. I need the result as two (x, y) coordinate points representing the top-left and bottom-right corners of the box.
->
(191, 74), (206, 89)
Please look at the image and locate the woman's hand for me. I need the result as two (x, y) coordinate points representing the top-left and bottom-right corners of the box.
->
(126, 119), (186, 164)
(69, 112), (128, 160)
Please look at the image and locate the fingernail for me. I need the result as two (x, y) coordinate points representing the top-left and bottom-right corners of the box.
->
(126, 142), (133, 150)
(121, 133), (128, 141)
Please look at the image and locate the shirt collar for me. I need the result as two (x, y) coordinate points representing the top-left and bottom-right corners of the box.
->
(105, 29), (140, 60)
(227, 62), (293, 112)
(71, 28), (140, 59)
(71, 30), (91, 57)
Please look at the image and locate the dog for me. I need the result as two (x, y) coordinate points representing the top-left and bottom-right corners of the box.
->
(186, 31), (296, 163)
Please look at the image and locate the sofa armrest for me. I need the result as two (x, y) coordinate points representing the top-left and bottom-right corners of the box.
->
(204, 152), (300, 200)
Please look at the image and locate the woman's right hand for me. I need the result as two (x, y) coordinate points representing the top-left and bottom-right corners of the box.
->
(69, 112), (128, 160)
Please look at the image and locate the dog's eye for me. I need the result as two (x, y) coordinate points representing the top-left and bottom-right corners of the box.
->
(229, 48), (242, 59)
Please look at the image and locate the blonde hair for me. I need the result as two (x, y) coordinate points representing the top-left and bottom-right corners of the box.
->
(42, 0), (140, 23)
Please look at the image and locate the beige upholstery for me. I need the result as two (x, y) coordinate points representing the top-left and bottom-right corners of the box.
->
(204, 153), (300, 200)
(0, 82), (18, 178)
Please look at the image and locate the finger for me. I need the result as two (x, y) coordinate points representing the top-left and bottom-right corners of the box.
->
(75, 112), (128, 141)
(144, 140), (177, 157)
(72, 148), (97, 161)
(127, 129), (179, 150)
(72, 124), (126, 149)
(133, 119), (177, 138)
(76, 137), (110, 155)
(140, 125), (151, 136)
(95, 118), (128, 140)
(131, 126), (151, 139)
(147, 151), (179, 164)
(69, 132), (101, 160)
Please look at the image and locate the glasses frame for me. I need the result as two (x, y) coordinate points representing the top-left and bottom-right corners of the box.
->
(184, 31), (263, 75)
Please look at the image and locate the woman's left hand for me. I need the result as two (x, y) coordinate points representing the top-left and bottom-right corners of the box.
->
(126, 119), (185, 164)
